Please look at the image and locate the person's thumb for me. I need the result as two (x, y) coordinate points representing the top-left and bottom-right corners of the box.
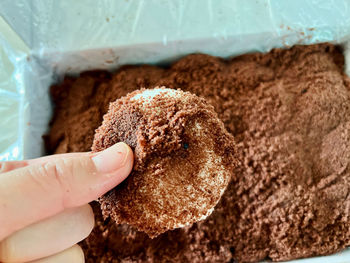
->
(0, 142), (133, 241)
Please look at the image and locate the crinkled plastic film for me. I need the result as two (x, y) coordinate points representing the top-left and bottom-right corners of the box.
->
(0, 22), (26, 161)
(1, 0), (350, 161)
(0, 1), (350, 260)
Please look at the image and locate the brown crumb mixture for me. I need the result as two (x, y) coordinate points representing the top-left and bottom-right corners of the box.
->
(46, 43), (350, 262)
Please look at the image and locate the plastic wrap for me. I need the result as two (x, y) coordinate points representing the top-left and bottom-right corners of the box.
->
(0, 17), (28, 161)
(1, 0), (350, 161)
(0, 1), (350, 261)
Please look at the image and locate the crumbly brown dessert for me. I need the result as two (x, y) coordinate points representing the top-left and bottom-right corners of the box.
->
(46, 43), (350, 262)
(92, 87), (236, 237)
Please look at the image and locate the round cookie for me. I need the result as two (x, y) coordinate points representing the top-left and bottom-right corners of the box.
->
(92, 87), (237, 237)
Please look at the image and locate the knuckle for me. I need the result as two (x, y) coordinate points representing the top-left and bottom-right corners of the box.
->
(48, 159), (74, 207)
(46, 157), (90, 208)
(25, 159), (74, 208)
(48, 159), (70, 188)
(20, 156), (92, 209)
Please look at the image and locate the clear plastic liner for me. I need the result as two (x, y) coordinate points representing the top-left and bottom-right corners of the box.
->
(1, 0), (350, 261)
(1, 0), (350, 158)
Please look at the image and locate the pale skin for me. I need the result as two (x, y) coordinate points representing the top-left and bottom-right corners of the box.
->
(0, 142), (133, 263)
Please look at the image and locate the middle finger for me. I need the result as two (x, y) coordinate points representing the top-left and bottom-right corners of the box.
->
(0, 204), (94, 263)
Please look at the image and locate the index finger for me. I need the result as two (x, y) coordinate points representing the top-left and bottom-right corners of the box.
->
(0, 153), (86, 174)
(0, 143), (133, 240)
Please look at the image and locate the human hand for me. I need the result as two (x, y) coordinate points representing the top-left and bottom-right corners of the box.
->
(0, 143), (133, 263)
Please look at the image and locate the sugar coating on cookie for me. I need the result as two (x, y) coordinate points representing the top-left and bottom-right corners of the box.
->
(92, 87), (237, 238)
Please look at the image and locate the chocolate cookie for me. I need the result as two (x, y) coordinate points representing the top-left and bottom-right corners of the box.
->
(92, 87), (237, 237)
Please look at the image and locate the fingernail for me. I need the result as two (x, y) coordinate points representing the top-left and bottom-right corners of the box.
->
(92, 142), (130, 173)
